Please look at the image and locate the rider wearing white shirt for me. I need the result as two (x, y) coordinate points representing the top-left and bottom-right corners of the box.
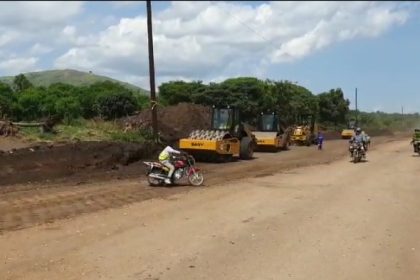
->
(158, 146), (182, 184)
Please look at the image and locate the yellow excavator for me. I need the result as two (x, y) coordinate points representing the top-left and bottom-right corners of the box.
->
(253, 111), (292, 152)
(178, 106), (257, 162)
(290, 114), (318, 146)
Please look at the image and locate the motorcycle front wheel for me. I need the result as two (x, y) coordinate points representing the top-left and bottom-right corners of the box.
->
(188, 172), (204, 186)
(352, 153), (359, 163)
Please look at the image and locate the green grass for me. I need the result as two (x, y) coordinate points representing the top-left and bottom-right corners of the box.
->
(19, 119), (149, 143)
(0, 69), (148, 94)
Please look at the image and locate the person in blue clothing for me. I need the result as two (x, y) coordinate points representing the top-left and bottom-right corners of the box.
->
(317, 131), (324, 150)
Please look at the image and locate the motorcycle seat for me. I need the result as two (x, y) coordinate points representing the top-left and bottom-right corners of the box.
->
(144, 161), (169, 171)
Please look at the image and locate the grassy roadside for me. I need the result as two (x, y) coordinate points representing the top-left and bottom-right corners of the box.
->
(19, 119), (149, 143)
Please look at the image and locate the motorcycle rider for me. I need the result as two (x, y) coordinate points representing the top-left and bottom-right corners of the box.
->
(158, 145), (183, 184)
(361, 130), (371, 150)
(349, 127), (367, 154)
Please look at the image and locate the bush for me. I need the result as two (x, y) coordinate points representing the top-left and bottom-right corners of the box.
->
(95, 91), (137, 120)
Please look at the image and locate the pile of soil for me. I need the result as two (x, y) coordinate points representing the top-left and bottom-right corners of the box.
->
(0, 141), (159, 186)
(366, 128), (394, 137)
(121, 103), (212, 144)
(322, 131), (342, 140)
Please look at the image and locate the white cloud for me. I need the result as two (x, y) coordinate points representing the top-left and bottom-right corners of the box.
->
(30, 43), (53, 55)
(0, 31), (19, 47)
(0, 1), (83, 28)
(0, 57), (39, 75)
(111, 1), (143, 7)
(63, 26), (77, 37)
(0, 2), (83, 50)
(51, 1), (409, 88)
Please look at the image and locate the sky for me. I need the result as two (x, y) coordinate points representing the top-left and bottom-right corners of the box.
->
(0, 1), (419, 113)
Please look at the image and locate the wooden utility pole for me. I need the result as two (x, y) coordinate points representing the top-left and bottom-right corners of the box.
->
(146, 0), (158, 142)
(355, 87), (358, 127)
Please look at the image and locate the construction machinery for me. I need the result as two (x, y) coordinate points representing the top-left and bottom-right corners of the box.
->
(253, 111), (293, 152)
(178, 106), (257, 162)
(290, 114), (318, 146)
(411, 128), (420, 155)
(341, 119), (356, 139)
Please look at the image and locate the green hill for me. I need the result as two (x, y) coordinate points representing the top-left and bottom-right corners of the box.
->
(0, 69), (148, 94)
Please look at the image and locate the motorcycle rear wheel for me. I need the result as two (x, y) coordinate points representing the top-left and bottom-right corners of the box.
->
(148, 176), (162, 186)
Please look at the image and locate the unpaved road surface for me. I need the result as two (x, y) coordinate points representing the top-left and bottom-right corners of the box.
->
(1, 138), (419, 279)
(0, 137), (395, 233)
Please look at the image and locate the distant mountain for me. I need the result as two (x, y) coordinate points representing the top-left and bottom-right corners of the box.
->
(0, 69), (148, 94)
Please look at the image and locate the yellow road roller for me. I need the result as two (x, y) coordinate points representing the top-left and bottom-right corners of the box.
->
(179, 106), (257, 162)
(341, 120), (356, 139)
(253, 111), (292, 152)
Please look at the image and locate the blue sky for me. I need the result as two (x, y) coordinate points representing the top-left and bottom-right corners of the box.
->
(0, 1), (419, 113)
(266, 10), (420, 113)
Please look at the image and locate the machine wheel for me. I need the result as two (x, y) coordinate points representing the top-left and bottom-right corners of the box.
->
(306, 136), (311, 146)
(285, 138), (290, 150)
(240, 137), (254, 160)
(279, 136), (289, 151)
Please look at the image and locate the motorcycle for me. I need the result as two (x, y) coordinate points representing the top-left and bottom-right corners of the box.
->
(143, 154), (204, 186)
(411, 140), (420, 155)
(349, 141), (365, 163)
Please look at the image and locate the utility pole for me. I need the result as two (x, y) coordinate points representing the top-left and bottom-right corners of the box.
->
(146, 0), (158, 142)
(355, 87), (358, 127)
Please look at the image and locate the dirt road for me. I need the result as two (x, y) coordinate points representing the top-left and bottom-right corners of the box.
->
(0, 137), (395, 233)
(1, 138), (419, 279)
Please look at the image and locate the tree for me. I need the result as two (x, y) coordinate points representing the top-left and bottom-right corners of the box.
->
(95, 91), (138, 120)
(55, 96), (81, 124)
(265, 81), (317, 125)
(0, 82), (14, 118)
(16, 87), (45, 120)
(158, 80), (206, 105)
(218, 77), (265, 121)
(135, 94), (150, 110)
(192, 82), (229, 106)
(317, 88), (350, 126)
(13, 74), (33, 92)
(77, 81), (138, 118)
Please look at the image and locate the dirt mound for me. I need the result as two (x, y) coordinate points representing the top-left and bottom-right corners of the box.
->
(322, 131), (342, 140)
(0, 141), (159, 186)
(122, 103), (212, 144)
(365, 128), (394, 137)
